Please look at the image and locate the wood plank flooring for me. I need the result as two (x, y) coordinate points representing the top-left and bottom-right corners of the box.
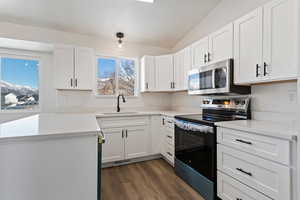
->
(101, 159), (205, 200)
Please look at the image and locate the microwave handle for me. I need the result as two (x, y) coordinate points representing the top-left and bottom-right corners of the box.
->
(212, 69), (216, 89)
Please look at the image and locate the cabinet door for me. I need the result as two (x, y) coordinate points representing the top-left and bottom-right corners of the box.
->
(102, 128), (124, 163)
(191, 37), (209, 69)
(74, 47), (94, 90)
(234, 8), (263, 84)
(183, 47), (192, 89)
(173, 50), (185, 90)
(150, 116), (163, 155)
(124, 126), (149, 159)
(140, 56), (156, 92)
(53, 46), (75, 89)
(263, 0), (297, 80)
(209, 23), (234, 62)
(155, 55), (174, 91)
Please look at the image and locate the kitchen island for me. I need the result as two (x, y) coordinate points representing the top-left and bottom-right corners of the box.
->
(0, 113), (104, 200)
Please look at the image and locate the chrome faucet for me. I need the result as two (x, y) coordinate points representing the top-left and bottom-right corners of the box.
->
(117, 94), (126, 112)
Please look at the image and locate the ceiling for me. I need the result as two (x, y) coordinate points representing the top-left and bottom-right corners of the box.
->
(0, 0), (220, 48)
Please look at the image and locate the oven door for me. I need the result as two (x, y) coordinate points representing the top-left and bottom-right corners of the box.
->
(175, 120), (216, 182)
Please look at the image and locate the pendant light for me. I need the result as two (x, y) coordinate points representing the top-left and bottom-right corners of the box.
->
(116, 32), (124, 48)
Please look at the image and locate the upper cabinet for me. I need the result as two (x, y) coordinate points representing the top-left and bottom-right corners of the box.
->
(140, 56), (156, 92)
(191, 23), (233, 69)
(191, 37), (209, 68)
(234, 0), (298, 84)
(234, 8), (263, 84)
(155, 55), (174, 91)
(54, 45), (94, 90)
(208, 23), (234, 63)
(174, 47), (192, 90)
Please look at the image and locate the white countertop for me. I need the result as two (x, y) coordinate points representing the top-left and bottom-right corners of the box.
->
(95, 110), (202, 118)
(216, 120), (298, 140)
(0, 113), (100, 141)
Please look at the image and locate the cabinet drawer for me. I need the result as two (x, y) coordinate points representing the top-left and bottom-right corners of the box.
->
(163, 144), (174, 165)
(217, 127), (290, 165)
(217, 144), (291, 200)
(163, 117), (174, 129)
(165, 129), (174, 146)
(98, 116), (148, 128)
(217, 171), (271, 200)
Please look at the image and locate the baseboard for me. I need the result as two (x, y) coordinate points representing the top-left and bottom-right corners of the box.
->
(102, 154), (162, 168)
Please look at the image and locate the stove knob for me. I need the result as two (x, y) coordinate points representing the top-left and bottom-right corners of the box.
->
(235, 100), (240, 105)
(240, 100), (246, 105)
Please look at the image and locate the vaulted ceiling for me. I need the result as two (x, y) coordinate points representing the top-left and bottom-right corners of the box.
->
(0, 0), (221, 48)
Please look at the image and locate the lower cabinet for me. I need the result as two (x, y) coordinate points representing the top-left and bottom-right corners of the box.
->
(124, 126), (149, 159)
(102, 126), (149, 163)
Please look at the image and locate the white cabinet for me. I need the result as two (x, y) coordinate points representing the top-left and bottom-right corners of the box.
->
(102, 128), (124, 163)
(150, 115), (163, 155)
(124, 126), (149, 159)
(262, 0), (297, 80)
(208, 23), (234, 63)
(98, 116), (150, 163)
(54, 45), (94, 90)
(174, 47), (192, 90)
(155, 55), (174, 91)
(191, 23), (233, 68)
(161, 116), (175, 166)
(234, 8), (263, 84)
(191, 37), (209, 68)
(234, 0), (298, 84)
(140, 56), (156, 92)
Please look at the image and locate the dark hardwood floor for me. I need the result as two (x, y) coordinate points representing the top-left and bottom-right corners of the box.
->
(101, 159), (205, 200)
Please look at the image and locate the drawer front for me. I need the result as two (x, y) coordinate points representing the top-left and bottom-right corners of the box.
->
(217, 144), (291, 200)
(163, 144), (174, 165)
(163, 117), (174, 129)
(98, 116), (149, 128)
(165, 128), (174, 146)
(217, 171), (272, 200)
(217, 127), (290, 165)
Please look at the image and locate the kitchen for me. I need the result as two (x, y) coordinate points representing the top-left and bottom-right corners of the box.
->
(0, 0), (299, 200)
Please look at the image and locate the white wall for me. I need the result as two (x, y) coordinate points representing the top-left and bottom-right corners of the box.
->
(0, 22), (172, 121)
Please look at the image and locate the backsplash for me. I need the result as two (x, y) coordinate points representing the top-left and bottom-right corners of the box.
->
(171, 81), (298, 125)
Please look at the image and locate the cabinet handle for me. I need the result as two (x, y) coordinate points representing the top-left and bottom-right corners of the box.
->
(162, 118), (165, 125)
(207, 52), (211, 62)
(170, 82), (173, 89)
(235, 139), (252, 145)
(75, 78), (78, 87)
(122, 130), (124, 138)
(204, 54), (207, 63)
(146, 82), (149, 89)
(126, 129), (128, 138)
(263, 62), (268, 76)
(167, 135), (173, 139)
(256, 64), (261, 77)
(236, 198), (243, 200)
(167, 152), (173, 157)
(236, 168), (252, 177)
(172, 82), (175, 89)
(70, 78), (73, 87)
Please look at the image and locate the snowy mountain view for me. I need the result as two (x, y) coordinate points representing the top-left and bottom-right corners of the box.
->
(0, 80), (39, 110)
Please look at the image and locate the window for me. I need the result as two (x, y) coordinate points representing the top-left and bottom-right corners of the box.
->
(96, 57), (137, 96)
(0, 56), (39, 111)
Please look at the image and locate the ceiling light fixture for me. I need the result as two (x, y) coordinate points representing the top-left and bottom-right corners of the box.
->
(136, 0), (155, 3)
(116, 32), (124, 48)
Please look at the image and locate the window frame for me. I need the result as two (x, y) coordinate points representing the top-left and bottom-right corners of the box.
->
(94, 55), (139, 98)
(0, 50), (41, 113)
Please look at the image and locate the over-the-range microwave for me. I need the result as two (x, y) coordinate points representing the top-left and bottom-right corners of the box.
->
(188, 59), (251, 95)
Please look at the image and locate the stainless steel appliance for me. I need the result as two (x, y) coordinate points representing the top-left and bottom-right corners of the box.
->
(188, 59), (251, 95)
(174, 96), (251, 200)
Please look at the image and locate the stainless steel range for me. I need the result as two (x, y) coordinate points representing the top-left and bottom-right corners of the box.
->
(174, 96), (251, 200)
